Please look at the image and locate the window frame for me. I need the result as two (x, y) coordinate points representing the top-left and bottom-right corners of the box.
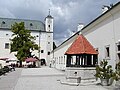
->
(116, 43), (120, 60)
(41, 50), (44, 53)
(5, 43), (9, 49)
(105, 45), (110, 59)
(48, 52), (50, 55)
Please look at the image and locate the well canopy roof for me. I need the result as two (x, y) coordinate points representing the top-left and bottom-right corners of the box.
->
(65, 34), (98, 55)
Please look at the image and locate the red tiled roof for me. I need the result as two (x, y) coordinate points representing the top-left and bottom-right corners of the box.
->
(65, 34), (98, 55)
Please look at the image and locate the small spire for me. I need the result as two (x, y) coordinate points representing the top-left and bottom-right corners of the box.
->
(45, 9), (53, 19)
(49, 9), (50, 15)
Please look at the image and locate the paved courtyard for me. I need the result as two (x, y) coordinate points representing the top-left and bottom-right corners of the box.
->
(0, 66), (119, 90)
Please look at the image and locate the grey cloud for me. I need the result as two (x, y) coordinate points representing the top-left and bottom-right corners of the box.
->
(0, 0), (119, 46)
(52, 0), (119, 45)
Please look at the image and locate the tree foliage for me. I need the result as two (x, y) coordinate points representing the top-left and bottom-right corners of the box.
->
(10, 22), (39, 63)
(95, 59), (115, 79)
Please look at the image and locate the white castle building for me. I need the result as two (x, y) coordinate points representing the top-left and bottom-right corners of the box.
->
(51, 1), (120, 71)
(0, 13), (53, 65)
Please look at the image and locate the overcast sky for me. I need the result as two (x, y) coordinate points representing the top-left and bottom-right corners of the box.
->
(0, 0), (119, 46)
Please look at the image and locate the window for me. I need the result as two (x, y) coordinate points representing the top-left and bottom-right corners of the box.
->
(41, 50), (44, 53)
(106, 47), (110, 57)
(105, 46), (110, 58)
(2, 21), (5, 24)
(59, 57), (60, 64)
(64, 56), (66, 64)
(61, 56), (63, 64)
(6, 34), (8, 36)
(57, 57), (58, 64)
(48, 42), (50, 44)
(117, 44), (120, 51)
(48, 25), (50, 28)
(5, 43), (9, 49)
(36, 35), (39, 37)
(117, 43), (120, 60)
(48, 52), (50, 55)
(118, 54), (120, 60)
(30, 23), (33, 26)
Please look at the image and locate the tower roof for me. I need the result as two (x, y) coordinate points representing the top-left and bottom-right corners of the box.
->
(65, 34), (98, 55)
(46, 15), (53, 18)
(45, 9), (53, 19)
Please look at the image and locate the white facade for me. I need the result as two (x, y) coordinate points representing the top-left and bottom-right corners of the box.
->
(51, 35), (78, 70)
(0, 14), (53, 66)
(52, 2), (120, 70)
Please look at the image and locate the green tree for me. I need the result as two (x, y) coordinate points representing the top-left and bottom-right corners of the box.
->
(10, 22), (39, 67)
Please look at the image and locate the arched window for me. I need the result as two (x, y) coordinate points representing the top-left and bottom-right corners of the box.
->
(48, 25), (50, 28)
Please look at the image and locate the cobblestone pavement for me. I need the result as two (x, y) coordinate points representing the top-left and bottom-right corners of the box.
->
(0, 67), (118, 90)
(14, 67), (108, 90)
(0, 68), (22, 90)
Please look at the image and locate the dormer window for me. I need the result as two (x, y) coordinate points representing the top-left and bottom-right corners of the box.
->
(30, 23), (33, 26)
(2, 21), (5, 24)
(6, 34), (8, 36)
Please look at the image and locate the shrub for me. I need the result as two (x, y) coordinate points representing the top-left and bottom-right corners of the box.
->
(95, 59), (113, 79)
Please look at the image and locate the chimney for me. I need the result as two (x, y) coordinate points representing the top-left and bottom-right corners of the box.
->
(77, 23), (84, 31)
(102, 5), (110, 13)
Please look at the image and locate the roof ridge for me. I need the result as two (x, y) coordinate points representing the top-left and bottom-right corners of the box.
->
(0, 17), (44, 24)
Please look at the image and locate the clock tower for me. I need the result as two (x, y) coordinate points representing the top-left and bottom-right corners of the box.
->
(45, 9), (53, 32)
(44, 9), (53, 65)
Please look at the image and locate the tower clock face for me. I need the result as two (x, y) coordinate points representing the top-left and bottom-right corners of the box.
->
(48, 19), (52, 23)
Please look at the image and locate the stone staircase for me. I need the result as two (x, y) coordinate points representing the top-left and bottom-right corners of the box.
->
(60, 76), (97, 86)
